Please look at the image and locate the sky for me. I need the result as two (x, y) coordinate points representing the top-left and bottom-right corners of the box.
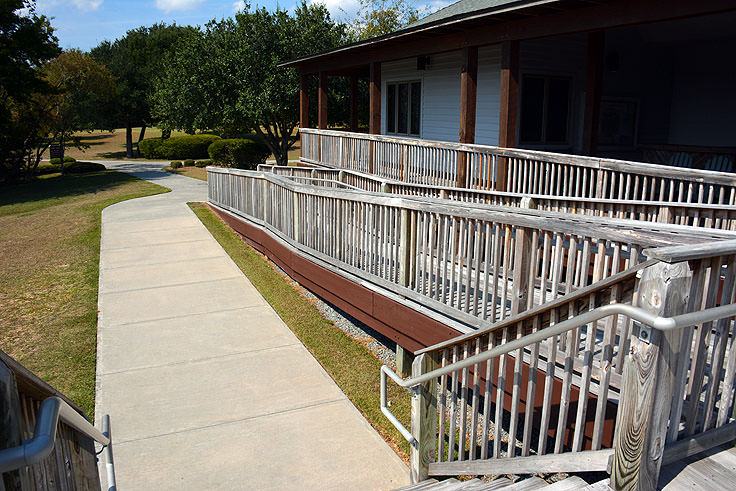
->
(32, 0), (449, 51)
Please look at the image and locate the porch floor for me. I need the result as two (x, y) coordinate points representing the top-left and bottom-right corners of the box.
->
(93, 161), (409, 489)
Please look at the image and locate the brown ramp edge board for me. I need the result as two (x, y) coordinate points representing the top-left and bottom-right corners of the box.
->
(209, 204), (617, 450)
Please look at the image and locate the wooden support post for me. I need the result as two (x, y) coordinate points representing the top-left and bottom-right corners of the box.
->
(458, 46), (478, 188)
(350, 75), (359, 132)
(582, 31), (605, 156)
(318, 71), (328, 130)
(369, 62), (381, 135)
(411, 353), (438, 483)
(0, 358), (30, 489)
(369, 62), (381, 175)
(511, 197), (536, 315)
(611, 261), (692, 491)
(396, 345), (414, 378)
(498, 40), (519, 192)
(299, 73), (309, 129)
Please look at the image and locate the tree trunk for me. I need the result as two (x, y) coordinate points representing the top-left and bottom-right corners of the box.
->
(137, 125), (147, 157)
(125, 124), (134, 158)
(60, 130), (65, 175)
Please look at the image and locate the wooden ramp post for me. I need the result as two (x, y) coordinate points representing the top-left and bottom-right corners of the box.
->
(611, 261), (692, 490)
(411, 353), (438, 483)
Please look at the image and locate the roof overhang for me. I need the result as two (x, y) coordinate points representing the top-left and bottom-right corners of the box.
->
(279, 0), (736, 75)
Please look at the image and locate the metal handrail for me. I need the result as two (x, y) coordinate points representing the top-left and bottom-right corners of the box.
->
(0, 397), (117, 490)
(380, 302), (736, 445)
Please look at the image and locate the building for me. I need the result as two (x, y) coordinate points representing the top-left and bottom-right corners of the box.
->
(282, 0), (736, 170)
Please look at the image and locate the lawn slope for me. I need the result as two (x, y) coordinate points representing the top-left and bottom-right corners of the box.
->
(0, 171), (169, 417)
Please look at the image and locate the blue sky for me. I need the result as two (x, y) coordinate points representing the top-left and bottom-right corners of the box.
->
(34, 0), (448, 51)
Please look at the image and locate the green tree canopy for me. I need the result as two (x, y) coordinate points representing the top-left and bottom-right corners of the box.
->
(90, 23), (195, 157)
(43, 49), (116, 165)
(350, 0), (426, 40)
(0, 0), (60, 180)
(153, 1), (348, 165)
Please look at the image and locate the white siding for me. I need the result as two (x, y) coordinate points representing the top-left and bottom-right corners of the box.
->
(382, 51), (462, 142)
(378, 35), (588, 149)
(475, 45), (502, 146)
(381, 49), (501, 144)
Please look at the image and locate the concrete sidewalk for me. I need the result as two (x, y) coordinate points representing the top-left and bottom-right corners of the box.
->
(95, 161), (409, 490)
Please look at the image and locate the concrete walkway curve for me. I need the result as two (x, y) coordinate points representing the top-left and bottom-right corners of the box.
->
(94, 161), (409, 490)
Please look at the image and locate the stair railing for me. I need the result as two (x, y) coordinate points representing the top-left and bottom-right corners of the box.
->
(0, 397), (116, 489)
(382, 244), (736, 490)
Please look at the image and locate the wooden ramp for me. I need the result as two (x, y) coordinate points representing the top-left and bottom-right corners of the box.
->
(659, 444), (736, 490)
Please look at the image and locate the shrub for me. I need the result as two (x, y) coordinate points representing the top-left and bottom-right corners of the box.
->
(207, 137), (270, 170)
(183, 159), (195, 167)
(171, 161), (183, 169)
(49, 158), (62, 165)
(195, 159), (212, 168)
(36, 163), (61, 175)
(138, 135), (221, 160)
(63, 156), (76, 163)
(64, 161), (106, 173)
(138, 138), (164, 159)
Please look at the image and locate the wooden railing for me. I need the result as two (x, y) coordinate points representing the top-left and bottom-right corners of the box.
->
(300, 128), (736, 205)
(260, 165), (736, 230)
(0, 350), (102, 489)
(209, 167), (736, 488)
(209, 168), (736, 335)
(401, 249), (736, 480)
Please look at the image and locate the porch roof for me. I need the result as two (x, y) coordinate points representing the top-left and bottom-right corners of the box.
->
(279, 0), (736, 75)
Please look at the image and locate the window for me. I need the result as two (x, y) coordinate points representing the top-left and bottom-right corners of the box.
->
(520, 75), (571, 145)
(386, 81), (421, 136)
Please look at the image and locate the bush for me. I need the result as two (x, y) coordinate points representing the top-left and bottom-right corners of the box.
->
(64, 161), (106, 173)
(36, 163), (61, 175)
(49, 158), (62, 165)
(207, 137), (270, 170)
(138, 135), (221, 160)
(171, 161), (183, 169)
(63, 156), (76, 163)
(138, 138), (164, 159)
(195, 159), (212, 168)
(183, 159), (195, 167)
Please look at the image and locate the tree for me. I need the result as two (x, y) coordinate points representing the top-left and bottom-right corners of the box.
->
(350, 0), (426, 40)
(43, 49), (115, 170)
(0, 0), (60, 180)
(90, 23), (194, 157)
(153, 2), (348, 165)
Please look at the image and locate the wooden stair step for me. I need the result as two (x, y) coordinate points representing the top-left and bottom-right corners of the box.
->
(544, 476), (589, 490)
(395, 479), (440, 490)
(460, 477), (513, 490)
(504, 477), (549, 490)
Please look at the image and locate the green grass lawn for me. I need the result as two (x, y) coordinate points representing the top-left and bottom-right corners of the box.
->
(164, 166), (208, 181)
(189, 202), (412, 462)
(61, 127), (302, 162)
(0, 171), (170, 417)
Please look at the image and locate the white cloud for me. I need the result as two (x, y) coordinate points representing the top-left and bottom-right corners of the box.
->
(309, 0), (361, 20)
(71, 0), (103, 10)
(154, 0), (204, 13)
(232, 0), (245, 12)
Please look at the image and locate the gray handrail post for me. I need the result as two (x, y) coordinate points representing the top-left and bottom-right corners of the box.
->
(611, 260), (693, 490)
(410, 352), (438, 484)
